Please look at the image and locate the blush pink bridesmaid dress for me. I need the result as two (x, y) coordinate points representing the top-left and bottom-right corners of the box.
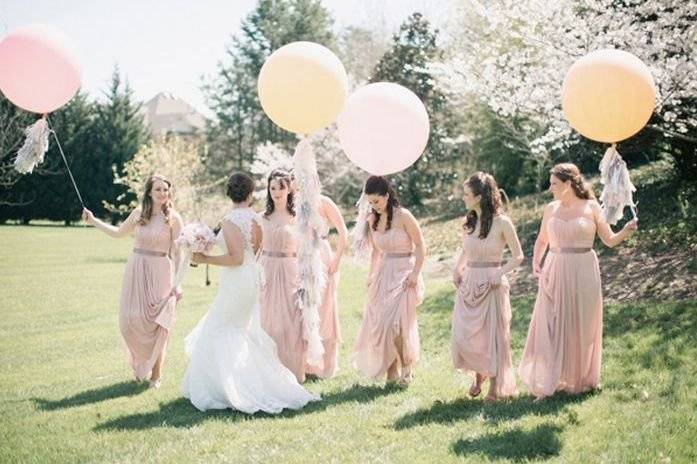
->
(119, 212), (176, 381)
(451, 219), (516, 398)
(258, 219), (306, 383)
(353, 226), (424, 381)
(519, 214), (603, 398)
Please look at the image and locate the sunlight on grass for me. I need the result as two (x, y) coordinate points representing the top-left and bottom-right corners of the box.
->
(1, 225), (695, 463)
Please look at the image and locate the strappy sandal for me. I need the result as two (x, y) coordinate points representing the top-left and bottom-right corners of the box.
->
(469, 373), (485, 397)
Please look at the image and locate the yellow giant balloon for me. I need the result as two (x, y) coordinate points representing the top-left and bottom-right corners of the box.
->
(258, 41), (348, 134)
(561, 49), (656, 143)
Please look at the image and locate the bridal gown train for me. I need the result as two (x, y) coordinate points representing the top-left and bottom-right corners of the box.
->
(181, 207), (319, 414)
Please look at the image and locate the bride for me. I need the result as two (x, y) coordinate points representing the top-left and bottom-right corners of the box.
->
(181, 172), (319, 414)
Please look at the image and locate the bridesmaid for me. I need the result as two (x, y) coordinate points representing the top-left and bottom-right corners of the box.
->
(353, 176), (426, 386)
(451, 172), (524, 402)
(82, 174), (183, 388)
(291, 173), (348, 379)
(259, 169), (306, 382)
(519, 163), (638, 400)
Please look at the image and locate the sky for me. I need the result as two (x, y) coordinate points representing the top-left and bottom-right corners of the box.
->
(0, 0), (451, 116)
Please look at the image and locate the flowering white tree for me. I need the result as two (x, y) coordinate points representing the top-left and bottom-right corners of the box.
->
(250, 128), (367, 207)
(435, 0), (696, 169)
(105, 136), (228, 226)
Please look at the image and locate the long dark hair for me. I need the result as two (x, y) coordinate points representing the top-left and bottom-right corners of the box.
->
(364, 176), (400, 231)
(264, 169), (295, 217)
(550, 163), (595, 200)
(138, 174), (173, 226)
(463, 172), (503, 239)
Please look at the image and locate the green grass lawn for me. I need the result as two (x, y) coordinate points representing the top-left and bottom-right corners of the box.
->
(1, 225), (696, 463)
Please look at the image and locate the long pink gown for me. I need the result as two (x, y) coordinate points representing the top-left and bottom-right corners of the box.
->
(119, 213), (175, 381)
(519, 215), (603, 397)
(259, 219), (306, 383)
(305, 221), (341, 379)
(451, 223), (516, 397)
(353, 227), (424, 380)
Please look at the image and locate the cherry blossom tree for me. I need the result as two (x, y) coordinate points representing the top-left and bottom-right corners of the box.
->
(435, 0), (696, 180)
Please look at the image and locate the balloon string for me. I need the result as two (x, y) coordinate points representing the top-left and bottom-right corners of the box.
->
(46, 116), (85, 208)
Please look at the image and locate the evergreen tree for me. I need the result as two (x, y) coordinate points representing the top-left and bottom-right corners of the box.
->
(90, 66), (150, 223)
(0, 67), (149, 224)
(0, 92), (96, 224)
(204, 0), (336, 178)
(370, 12), (465, 207)
(0, 95), (36, 209)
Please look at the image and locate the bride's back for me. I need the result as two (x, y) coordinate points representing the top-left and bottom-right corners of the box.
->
(209, 207), (263, 329)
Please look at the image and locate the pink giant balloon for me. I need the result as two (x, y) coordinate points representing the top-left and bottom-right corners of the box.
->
(337, 82), (430, 175)
(0, 24), (81, 113)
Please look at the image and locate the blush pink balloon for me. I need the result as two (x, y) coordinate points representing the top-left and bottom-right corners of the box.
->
(0, 24), (81, 114)
(337, 82), (430, 176)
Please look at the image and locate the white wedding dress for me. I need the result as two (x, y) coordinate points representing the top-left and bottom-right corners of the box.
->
(181, 207), (319, 414)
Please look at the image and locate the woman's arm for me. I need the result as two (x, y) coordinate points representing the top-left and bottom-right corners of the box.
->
(402, 209), (426, 288)
(82, 207), (138, 238)
(591, 201), (638, 248)
(321, 195), (348, 275)
(193, 221), (244, 267)
(251, 218), (263, 256)
(452, 232), (468, 288)
(169, 212), (183, 258)
(495, 216), (524, 280)
(532, 203), (553, 277)
(366, 217), (380, 287)
(168, 212), (184, 298)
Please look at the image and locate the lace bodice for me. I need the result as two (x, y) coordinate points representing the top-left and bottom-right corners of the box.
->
(219, 207), (261, 261)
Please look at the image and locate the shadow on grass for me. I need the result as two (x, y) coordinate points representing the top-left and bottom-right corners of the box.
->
(33, 381), (149, 411)
(94, 382), (402, 431)
(604, 300), (697, 371)
(452, 423), (563, 461)
(394, 391), (595, 430)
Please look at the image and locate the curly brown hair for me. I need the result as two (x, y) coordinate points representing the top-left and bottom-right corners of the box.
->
(550, 163), (595, 200)
(138, 174), (173, 226)
(264, 169), (295, 217)
(463, 172), (503, 239)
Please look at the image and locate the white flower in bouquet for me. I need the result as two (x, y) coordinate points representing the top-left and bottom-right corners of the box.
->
(175, 222), (217, 253)
(172, 223), (217, 290)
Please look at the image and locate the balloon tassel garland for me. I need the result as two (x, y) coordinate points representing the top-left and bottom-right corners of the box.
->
(350, 193), (372, 260)
(292, 136), (326, 369)
(256, 40), (349, 368)
(14, 116), (50, 174)
(2, 23), (85, 207)
(13, 115), (85, 207)
(561, 49), (655, 226)
(599, 143), (637, 225)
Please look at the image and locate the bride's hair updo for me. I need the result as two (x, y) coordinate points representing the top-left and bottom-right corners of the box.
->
(227, 172), (255, 203)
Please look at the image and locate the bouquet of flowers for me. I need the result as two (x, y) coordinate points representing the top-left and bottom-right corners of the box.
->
(172, 222), (217, 290)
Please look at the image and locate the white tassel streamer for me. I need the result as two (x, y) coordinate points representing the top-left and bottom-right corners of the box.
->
(350, 192), (373, 260)
(599, 144), (637, 225)
(292, 137), (326, 368)
(14, 118), (50, 174)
